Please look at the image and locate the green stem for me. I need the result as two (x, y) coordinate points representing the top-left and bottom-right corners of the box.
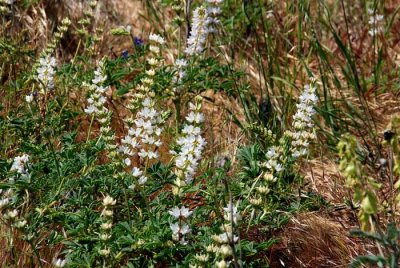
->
(47, 137), (61, 178)
(86, 114), (95, 143)
(174, 96), (181, 133)
(124, 188), (132, 225)
(29, 239), (44, 268)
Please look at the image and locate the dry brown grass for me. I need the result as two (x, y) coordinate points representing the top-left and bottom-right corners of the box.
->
(0, 226), (63, 267)
(268, 213), (370, 268)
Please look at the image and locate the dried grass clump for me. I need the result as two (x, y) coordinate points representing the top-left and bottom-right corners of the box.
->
(0, 224), (63, 267)
(270, 213), (364, 268)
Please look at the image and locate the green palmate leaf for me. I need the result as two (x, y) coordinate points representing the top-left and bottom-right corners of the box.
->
(387, 223), (399, 245)
(350, 255), (386, 268)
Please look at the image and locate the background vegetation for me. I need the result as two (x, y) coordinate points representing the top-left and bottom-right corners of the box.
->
(0, 0), (400, 267)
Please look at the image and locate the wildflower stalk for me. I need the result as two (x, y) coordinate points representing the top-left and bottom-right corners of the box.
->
(205, 201), (240, 268)
(248, 79), (318, 216)
(171, 0), (223, 130)
(84, 59), (117, 159)
(167, 97), (206, 249)
(171, 96), (206, 193)
(98, 195), (116, 261)
(120, 33), (166, 190)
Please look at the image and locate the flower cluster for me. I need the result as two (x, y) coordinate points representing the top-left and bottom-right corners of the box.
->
(0, 0), (14, 14)
(171, 98), (206, 193)
(36, 55), (57, 93)
(77, 1), (103, 53)
(252, 80), (318, 209)
(171, 0), (185, 26)
(52, 258), (67, 268)
(287, 82), (317, 159)
(254, 145), (283, 208)
(84, 62), (108, 117)
(44, 17), (71, 55)
(26, 18), (70, 103)
(172, 58), (188, 94)
(10, 154), (30, 176)
(185, 6), (211, 56)
(367, 8), (384, 37)
(98, 195), (116, 256)
(120, 96), (164, 185)
(126, 33), (164, 109)
(84, 61), (116, 154)
(206, 0), (223, 33)
(185, 0), (223, 56)
(205, 202), (240, 268)
(263, 146), (284, 174)
(0, 155), (30, 230)
(120, 34), (165, 186)
(169, 206), (193, 245)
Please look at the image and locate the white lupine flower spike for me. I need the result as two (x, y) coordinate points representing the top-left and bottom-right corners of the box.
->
(172, 98), (206, 185)
(36, 55), (57, 92)
(289, 81), (318, 159)
(185, 6), (211, 56)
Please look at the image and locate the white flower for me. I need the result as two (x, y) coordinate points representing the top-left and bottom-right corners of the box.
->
(132, 167), (143, 177)
(185, 6), (211, 56)
(195, 254), (209, 262)
(102, 195), (116, 207)
(275, 163), (283, 172)
(53, 258), (67, 268)
(215, 260), (229, 268)
(218, 232), (239, 244)
(180, 223), (191, 235)
(223, 202), (240, 224)
(37, 55), (56, 91)
(290, 83), (317, 160)
(149, 33), (165, 45)
(0, 198), (10, 209)
(4, 209), (18, 220)
(186, 111), (204, 123)
(170, 222), (191, 235)
(168, 206), (193, 219)
(99, 248), (110, 256)
(84, 62), (112, 153)
(100, 233), (111, 240)
(124, 158), (132, 166)
(175, 59), (187, 68)
(173, 101), (206, 184)
(25, 94), (34, 103)
(14, 220), (27, 228)
(121, 95), (164, 165)
(92, 69), (107, 85)
(367, 9), (384, 37)
(149, 45), (160, 54)
(10, 154), (30, 175)
(138, 175), (148, 185)
(147, 58), (159, 66)
(101, 222), (112, 230)
(170, 222), (180, 235)
(219, 244), (233, 256)
(101, 209), (113, 217)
